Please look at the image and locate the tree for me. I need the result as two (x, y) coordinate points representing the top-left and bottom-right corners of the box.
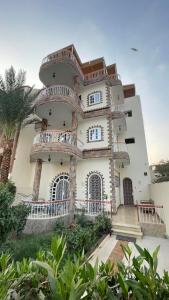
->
(0, 66), (40, 182)
(154, 160), (169, 183)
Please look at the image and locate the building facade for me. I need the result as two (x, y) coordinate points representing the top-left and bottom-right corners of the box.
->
(11, 45), (151, 215)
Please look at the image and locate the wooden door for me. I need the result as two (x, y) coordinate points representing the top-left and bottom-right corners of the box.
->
(123, 178), (133, 205)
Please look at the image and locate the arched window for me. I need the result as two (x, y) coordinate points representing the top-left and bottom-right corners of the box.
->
(88, 173), (102, 200)
(51, 174), (69, 201)
(87, 172), (103, 214)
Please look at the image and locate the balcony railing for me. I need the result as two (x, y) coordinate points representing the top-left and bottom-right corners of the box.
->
(137, 204), (164, 224)
(75, 199), (111, 216)
(84, 71), (121, 85)
(41, 49), (84, 79)
(39, 84), (76, 99)
(33, 130), (84, 150)
(24, 200), (70, 219)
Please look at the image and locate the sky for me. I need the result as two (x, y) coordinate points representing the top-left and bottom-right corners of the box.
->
(0, 0), (169, 164)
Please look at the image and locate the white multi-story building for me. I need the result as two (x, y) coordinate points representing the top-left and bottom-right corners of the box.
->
(11, 44), (151, 217)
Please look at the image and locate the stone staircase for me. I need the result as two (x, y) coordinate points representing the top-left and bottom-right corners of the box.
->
(112, 222), (143, 239)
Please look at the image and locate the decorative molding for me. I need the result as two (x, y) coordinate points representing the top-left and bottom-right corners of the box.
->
(83, 147), (112, 159)
(105, 84), (111, 106)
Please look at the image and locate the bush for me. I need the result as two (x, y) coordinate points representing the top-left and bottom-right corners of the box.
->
(0, 232), (54, 261)
(0, 182), (29, 242)
(94, 214), (112, 236)
(1, 237), (169, 299)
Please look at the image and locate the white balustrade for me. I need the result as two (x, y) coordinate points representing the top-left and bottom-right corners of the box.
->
(24, 200), (70, 219)
(75, 200), (111, 216)
(39, 85), (75, 99)
(137, 204), (164, 224)
(33, 130), (77, 146)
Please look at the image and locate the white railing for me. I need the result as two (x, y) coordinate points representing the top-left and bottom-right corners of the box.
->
(41, 49), (84, 79)
(75, 200), (111, 216)
(24, 200), (70, 219)
(137, 204), (164, 224)
(34, 130), (74, 145)
(38, 85), (76, 100)
(113, 142), (128, 153)
(33, 130), (84, 151)
(112, 104), (125, 113)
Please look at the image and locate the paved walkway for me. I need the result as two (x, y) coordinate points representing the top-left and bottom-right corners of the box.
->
(89, 234), (169, 275)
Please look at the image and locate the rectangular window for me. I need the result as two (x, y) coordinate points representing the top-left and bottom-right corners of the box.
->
(89, 92), (101, 105)
(125, 138), (135, 144)
(125, 110), (132, 117)
(89, 127), (102, 141)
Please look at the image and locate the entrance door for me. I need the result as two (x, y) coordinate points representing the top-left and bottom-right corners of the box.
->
(123, 178), (134, 205)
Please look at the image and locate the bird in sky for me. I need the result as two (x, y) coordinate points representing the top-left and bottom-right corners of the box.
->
(131, 48), (139, 51)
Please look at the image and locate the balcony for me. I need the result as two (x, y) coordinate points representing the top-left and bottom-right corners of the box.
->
(113, 142), (130, 166)
(84, 71), (121, 86)
(39, 47), (84, 87)
(35, 85), (83, 118)
(30, 130), (83, 162)
(112, 105), (127, 133)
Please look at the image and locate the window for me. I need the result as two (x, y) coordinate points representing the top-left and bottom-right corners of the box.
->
(89, 127), (102, 142)
(51, 174), (69, 201)
(125, 138), (135, 144)
(88, 92), (101, 105)
(125, 110), (132, 117)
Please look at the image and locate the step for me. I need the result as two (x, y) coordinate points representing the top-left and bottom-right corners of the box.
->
(112, 222), (142, 233)
(112, 228), (143, 239)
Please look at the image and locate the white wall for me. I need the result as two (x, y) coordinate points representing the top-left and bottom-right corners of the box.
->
(39, 162), (69, 200)
(77, 116), (109, 150)
(150, 182), (169, 236)
(119, 96), (150, 203)
(11, 125), (36, 195)
(76, 158), (110, 201)
(80, 81), (108, 111)
(111, 84), (124, 106)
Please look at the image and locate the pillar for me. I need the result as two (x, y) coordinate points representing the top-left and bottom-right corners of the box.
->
(33, 159), (42, 201)
(69, 155), (77, 224)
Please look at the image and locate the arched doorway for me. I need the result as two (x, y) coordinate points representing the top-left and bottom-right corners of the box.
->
(88, 172), (103, 213)
(51, 174), (69, 201)
(123, 178), (134, 205)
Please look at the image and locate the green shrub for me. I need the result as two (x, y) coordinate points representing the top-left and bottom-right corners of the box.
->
(0, 232), (54, 261)
(75, 213), (93, 227)
(1, 237), (169, 299)
(0, 183), (29, 242)
(94, 214), (112, 237)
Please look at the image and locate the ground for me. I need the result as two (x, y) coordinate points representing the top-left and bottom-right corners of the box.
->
(89, 235), (169, 275)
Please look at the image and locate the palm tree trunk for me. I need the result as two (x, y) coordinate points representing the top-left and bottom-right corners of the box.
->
(9, 124), (21, 174)
(0, 139), (13, 183)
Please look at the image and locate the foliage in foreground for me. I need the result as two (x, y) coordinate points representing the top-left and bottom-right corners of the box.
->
(0, 214), (112, 261)
(1, 236), (169, 299)
(0, 182), (30, 242)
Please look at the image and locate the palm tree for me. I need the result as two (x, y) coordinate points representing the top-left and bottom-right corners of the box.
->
(0, 66), (40, 183)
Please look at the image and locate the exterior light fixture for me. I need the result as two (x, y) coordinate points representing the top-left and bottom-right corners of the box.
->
(49, 109), (52, 116)
(48, 155), (51, 162)
(121, 162), (124, 168)
(60, 161), (63, 166)
(63, 121), (66, 126)
(52, 72), (56, 78)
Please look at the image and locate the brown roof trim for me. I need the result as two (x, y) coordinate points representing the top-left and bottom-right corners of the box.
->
(123, 84), (136, 98)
